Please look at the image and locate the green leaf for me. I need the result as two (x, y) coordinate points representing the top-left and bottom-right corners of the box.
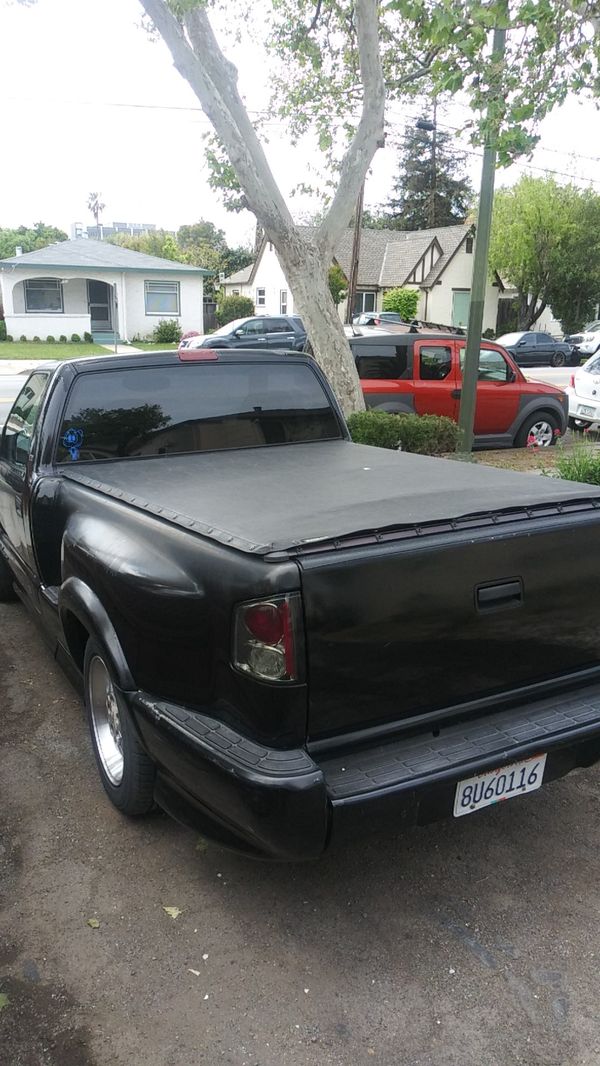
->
(163, 906), (183, 920)
(0, 993), (9, 1011)
(86, 918), (100, 929)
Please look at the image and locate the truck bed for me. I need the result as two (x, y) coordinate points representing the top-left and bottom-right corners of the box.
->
(61, 441), (600, 556)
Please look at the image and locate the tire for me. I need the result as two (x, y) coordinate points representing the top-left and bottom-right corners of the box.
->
(0, 551), (17, 602)
(515, 411), (560, 449)
(568, 417), (592, 433)
(551, 351), (566, 368)
(83, 639), (155, 816)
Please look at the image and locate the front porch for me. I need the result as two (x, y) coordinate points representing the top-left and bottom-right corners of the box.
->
(4, 276), (121, 343)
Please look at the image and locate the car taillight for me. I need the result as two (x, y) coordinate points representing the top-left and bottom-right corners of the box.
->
(233, 594), (304, 683)
(569, 374), (575, 388)
(374, 317), (381, 325)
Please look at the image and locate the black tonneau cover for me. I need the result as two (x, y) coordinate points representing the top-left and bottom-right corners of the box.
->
(62, 441), (600, 555)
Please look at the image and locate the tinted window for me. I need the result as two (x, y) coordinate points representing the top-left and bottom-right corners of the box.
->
(56, 363), (341, 462)
(460, 348), (510, 382)
(419, 345), (452, 380)
(1, 372), (49, 466)
(356, 348), (410, 380)
(237, 320), (266, 336)
(267, 319), (291, 333)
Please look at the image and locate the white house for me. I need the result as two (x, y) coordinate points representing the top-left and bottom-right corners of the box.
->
(0, 239), (210, 343)
(221, 225), (505, 332)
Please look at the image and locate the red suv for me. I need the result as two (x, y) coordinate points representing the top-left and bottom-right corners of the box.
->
(349, 332), (568, 448)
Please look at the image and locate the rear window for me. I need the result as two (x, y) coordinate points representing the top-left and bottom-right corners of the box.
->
(56, 362), (341, 462)
(356, 349), (410, 380)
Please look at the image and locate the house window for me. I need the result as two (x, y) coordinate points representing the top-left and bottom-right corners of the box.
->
(24, 278), (63, 313)
(280, 289), (288, 315)
(232, 289), (240, 296)
(256, 287), (266, 307)
(353, 291), (377, 315)
(465, 236), (474, 254)
(144, 280), (180, 315)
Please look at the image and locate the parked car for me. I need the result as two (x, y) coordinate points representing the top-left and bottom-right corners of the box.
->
(2, 350), (600, 860)
(565, 321), (600, 358)
(566, 351), (600, 430)
(353, 311), (407, 327)
(495, 331), (577, 368)
(349, 332), (568, 448)
(179, 315), (307, 352)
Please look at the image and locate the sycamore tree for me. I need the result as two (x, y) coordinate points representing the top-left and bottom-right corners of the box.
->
(489, 176), (600, 332)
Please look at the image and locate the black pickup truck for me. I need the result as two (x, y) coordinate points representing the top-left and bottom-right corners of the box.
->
(2, 349), (600, 860)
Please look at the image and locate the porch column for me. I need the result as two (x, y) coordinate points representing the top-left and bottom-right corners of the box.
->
(2, 274), (17, 315)
(120, 272), (128, 341)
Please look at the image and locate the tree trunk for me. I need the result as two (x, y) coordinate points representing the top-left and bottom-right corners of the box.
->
(273, 232), (365, 417)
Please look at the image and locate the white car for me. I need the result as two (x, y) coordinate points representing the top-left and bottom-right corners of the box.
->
(570, 321), (600, 358)
(566, 351), (600, 429)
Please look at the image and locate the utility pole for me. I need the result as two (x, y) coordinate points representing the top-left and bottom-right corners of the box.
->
(456, 27), (507, 456)
(430, 97), (437, 227)
(345, 181), (365, 324)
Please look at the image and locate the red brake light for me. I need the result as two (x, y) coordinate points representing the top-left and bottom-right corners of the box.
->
(244, 603), (285, 646)
(569, 374), (575, 388)
(233, 595), (303, 683)
(179, 348), (219, 361)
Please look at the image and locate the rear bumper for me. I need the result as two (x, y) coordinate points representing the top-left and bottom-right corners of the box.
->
(129, 680), (600, 860)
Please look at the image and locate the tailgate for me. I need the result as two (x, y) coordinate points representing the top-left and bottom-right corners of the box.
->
(299, 516), (600, 740)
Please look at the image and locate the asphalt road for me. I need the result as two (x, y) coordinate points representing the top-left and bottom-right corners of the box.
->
(2, 601), (600, 1066)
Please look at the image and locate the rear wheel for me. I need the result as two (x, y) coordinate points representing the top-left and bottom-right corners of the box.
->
(568, 416), (592, 433)
(0, 552), (17, 602)
(515, 412), (559, 448)
(551, 350), (566, 368)
(84, 640), (155, 815)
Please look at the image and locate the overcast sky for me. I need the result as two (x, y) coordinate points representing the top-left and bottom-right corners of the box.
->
(1, 0), (599, 250)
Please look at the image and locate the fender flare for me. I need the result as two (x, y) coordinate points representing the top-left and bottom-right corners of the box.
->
(59, 576), (134, 690)
(513, 399), (565, 440)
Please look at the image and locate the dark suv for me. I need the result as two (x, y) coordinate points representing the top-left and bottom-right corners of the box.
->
(179, 315), (307, 353)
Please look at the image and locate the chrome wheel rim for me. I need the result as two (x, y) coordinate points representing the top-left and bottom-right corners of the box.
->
(89, 655), (124, 785)
(528, 420), (554, 447)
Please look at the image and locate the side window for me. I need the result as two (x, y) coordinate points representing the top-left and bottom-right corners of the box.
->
(244, 319), (266, 335)
(1, 373), (49, 467)
(460, 348), (510, 382)
(419, 345), (452, 381)
(356, 348), (410, 380)
(267, 319), (289, 333)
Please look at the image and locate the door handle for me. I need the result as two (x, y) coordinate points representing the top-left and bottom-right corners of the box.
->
(476, 580), (523, 611)
(451, 388), (462, 399)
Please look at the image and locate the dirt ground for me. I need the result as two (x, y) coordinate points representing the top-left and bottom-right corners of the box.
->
(2, 601), (600, 1066)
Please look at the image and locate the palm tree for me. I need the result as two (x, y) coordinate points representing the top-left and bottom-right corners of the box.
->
(87, 192), (106, 227)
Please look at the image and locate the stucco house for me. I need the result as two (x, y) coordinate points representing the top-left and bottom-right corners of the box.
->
(0, 239), (210, 343)
(221, 224), (507, 333)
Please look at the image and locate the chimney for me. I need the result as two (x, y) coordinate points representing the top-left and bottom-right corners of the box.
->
(15, 246), (23, 256)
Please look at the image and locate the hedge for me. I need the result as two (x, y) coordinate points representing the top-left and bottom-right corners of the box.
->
(347, 409), (458, 455)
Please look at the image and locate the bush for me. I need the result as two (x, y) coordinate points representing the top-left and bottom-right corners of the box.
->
(216, 294), (255, 326)
(19, 335), (27, 343)
(83, 331), (93, 344)
(382, 287), (420, 321)
(5, 335), (13, 342)
(32, 336), (41, 343)
(153, 319), (182, 344)
(482, 328), (495, 339)
(59, 335), (68, 343)
(46, 335), (56, 344)
(0, 320), (6, 341)
(70, 333), (82, 343)
(347, 410), (459, 456)
(554, 441), (600, 485)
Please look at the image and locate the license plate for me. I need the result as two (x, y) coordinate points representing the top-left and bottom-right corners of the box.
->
(578, 405), (595, 417)
(453, 754), (547, 818)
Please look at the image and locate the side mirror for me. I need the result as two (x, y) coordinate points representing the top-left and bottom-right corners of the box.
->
(233, 329), (243, 338)
(518, 339), (527, 346)
(507, 369), (517, 382)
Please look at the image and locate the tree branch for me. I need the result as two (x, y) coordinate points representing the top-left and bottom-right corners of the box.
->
(138, 0), (295, 240)
(317, 0), (385, 254)
(307, 0), (323, 34)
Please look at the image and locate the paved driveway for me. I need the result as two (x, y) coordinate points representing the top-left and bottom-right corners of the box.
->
(1, 601), (600, 1066)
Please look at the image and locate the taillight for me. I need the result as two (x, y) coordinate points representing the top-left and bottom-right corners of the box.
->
(179, 348), (219, 361)
(569, 374), (575, 388)
(233, 594), (304, 683)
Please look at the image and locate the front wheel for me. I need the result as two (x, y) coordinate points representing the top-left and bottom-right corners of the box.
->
(515, 412), (559, 448)
(551, 351), (566, 368)
(84, 640), (155, 816)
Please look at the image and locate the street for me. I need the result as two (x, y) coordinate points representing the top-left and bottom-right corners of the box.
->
(2, 600), (600, 1066)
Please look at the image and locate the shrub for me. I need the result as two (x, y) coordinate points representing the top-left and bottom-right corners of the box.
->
(554, 441), (600, 485)
(328, 264), (348, 306)
(32, 336), (41, 343)
(347, 410), (459, 456)
(19, 335), (27, 343)
(382, 287), (420, 321)
(46, 335), (56, 343)
(153, 319), (182, 344)
(216, 294), (254, 326)
(59, 335), (68, 343)
(482, 328), (495, 339)
(5, 335), (13, 342)
(0, 320), (6, 341)
(70, 333), (82, 343)
(83, 331), (93, 344)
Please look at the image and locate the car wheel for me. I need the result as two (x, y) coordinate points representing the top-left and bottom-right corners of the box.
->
(551, 351), (566, 368)
(568, 417), (592, 433)
(515, 412), (559, 448)
(84, 640), (155, 815)
(0, 551), (17, 602)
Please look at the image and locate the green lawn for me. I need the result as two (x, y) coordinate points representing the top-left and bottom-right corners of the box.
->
(131, 342), (179, 351)
(0, 341), (106, 359)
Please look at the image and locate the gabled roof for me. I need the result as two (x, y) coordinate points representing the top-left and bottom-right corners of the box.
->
(222, 263), (255, 285)
(421, 226), (472, 287)
(0, 238), (211, 274)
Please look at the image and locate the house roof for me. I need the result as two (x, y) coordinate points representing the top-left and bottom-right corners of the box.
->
(0, 238), (211, 275)
(222, 263), (255, 285)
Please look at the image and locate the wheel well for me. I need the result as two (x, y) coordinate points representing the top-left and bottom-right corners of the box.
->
(61, 610), (90, 672)
(521, 407), (559, 427)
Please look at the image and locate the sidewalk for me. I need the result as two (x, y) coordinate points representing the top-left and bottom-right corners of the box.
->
(0, 344), (142, 375)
